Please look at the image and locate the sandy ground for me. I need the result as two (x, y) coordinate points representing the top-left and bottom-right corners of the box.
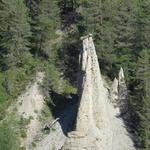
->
(18, 72), (45, 150)
(34, 122), (66, 150)
(17, 71), (74, 150)
(105, 97), (135, 150)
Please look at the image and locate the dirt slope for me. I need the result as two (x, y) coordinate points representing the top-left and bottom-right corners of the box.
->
(18, 72), (45, 150)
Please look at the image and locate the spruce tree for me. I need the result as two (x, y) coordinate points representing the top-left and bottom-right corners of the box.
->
(113, 0), (136, 80)
(29, 0), (60, 57)
(134, 0), (150, 52)
(0, 0), (31, 69)
(136, 49), (150, 149)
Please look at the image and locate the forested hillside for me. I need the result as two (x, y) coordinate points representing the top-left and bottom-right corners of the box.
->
(0, 0), (150, 149)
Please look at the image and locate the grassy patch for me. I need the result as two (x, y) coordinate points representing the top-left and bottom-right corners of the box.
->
(20, 129), (27, 138)
(19, 117), (31, 127)
(19, 146), (26, 150)
(32, 142), (37, 148)
(39, 104), (53, 123)
(18, 116), (32, 139)
(0, 118), (20, 150)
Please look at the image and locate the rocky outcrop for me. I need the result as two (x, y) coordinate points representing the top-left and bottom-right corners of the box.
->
(110, 68), (128, 108)
(62, 35), (135, 150)
(109, 67), (128, 114)
(76, 35), (109, 133)
(118, 68), (127, 100)
(110, 77), (119, 105)
(118, 67), (128, 113)
(62, 35), (109, 149)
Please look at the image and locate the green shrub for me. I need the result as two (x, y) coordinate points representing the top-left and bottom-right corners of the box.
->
(0, 73), (8, 103)
(20, 129), (27, 138)
(63, 80), (77, 95)
(31, 142), (36, 147)
(0, 55), (39, 120)
(46, 63), (61, 93)
(19, 146), (26, 150)
(0, 121), (19, 150)
(0, 73), (8, 119)
(19, 117), (31, 127)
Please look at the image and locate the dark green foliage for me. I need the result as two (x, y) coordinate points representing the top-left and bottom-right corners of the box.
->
(0, 62), (37, 119)
(0, 0), (149, 149)
(0, 0), (38, 121)
(134, 0), (150, 51)
(27, 0), (60, 57)
(0, 0), (31, 69)
(44, 42), (77, 97)
(136, 49), (150, 149)
(58, 0), (79, 28)
(77, 0), (117, 77)
(60, 32), (81, 86)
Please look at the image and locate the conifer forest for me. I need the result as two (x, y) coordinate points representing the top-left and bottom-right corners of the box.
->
(0, 0), (150, 150)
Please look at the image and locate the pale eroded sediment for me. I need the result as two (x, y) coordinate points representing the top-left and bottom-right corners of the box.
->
(110, 77), (119, 105)
(62, 35), (135, 150)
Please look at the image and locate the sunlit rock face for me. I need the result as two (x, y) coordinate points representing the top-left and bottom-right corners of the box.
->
(118, 67), (128, 113)
(109, 68), (128, 114)
(62, 35), (135, 150)
(76, 35), (109, 133)
(110, 77), (119, 105)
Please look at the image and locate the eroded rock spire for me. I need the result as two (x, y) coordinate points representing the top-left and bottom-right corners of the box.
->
(110, 77), (119, 105)
(63, 35), (109, 149)
(118, 67), (128, 113)
(76, 35), (108, 133)
(62, 35), (135, 150)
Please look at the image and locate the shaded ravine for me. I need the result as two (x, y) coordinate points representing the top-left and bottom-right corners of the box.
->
(34, 103), (78, 150)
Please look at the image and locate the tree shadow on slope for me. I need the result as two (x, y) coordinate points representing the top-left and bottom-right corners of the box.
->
(48, 91), (78, 136)
(116, 106), (140, 148)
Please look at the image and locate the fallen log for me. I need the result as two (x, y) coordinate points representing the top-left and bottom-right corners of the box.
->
(43, 117), (60, 130)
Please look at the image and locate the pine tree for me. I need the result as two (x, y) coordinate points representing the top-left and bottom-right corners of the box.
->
(134, 0), (150, 52)
(77, 0), (117, 77)
(113, 0), (136, 80)
(28, 0), (60, 57)
(136, 49), (150, 149)
(56, 0), (80, 33)
(0, 0), (31, 69)
(96, 0), (116, 77)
